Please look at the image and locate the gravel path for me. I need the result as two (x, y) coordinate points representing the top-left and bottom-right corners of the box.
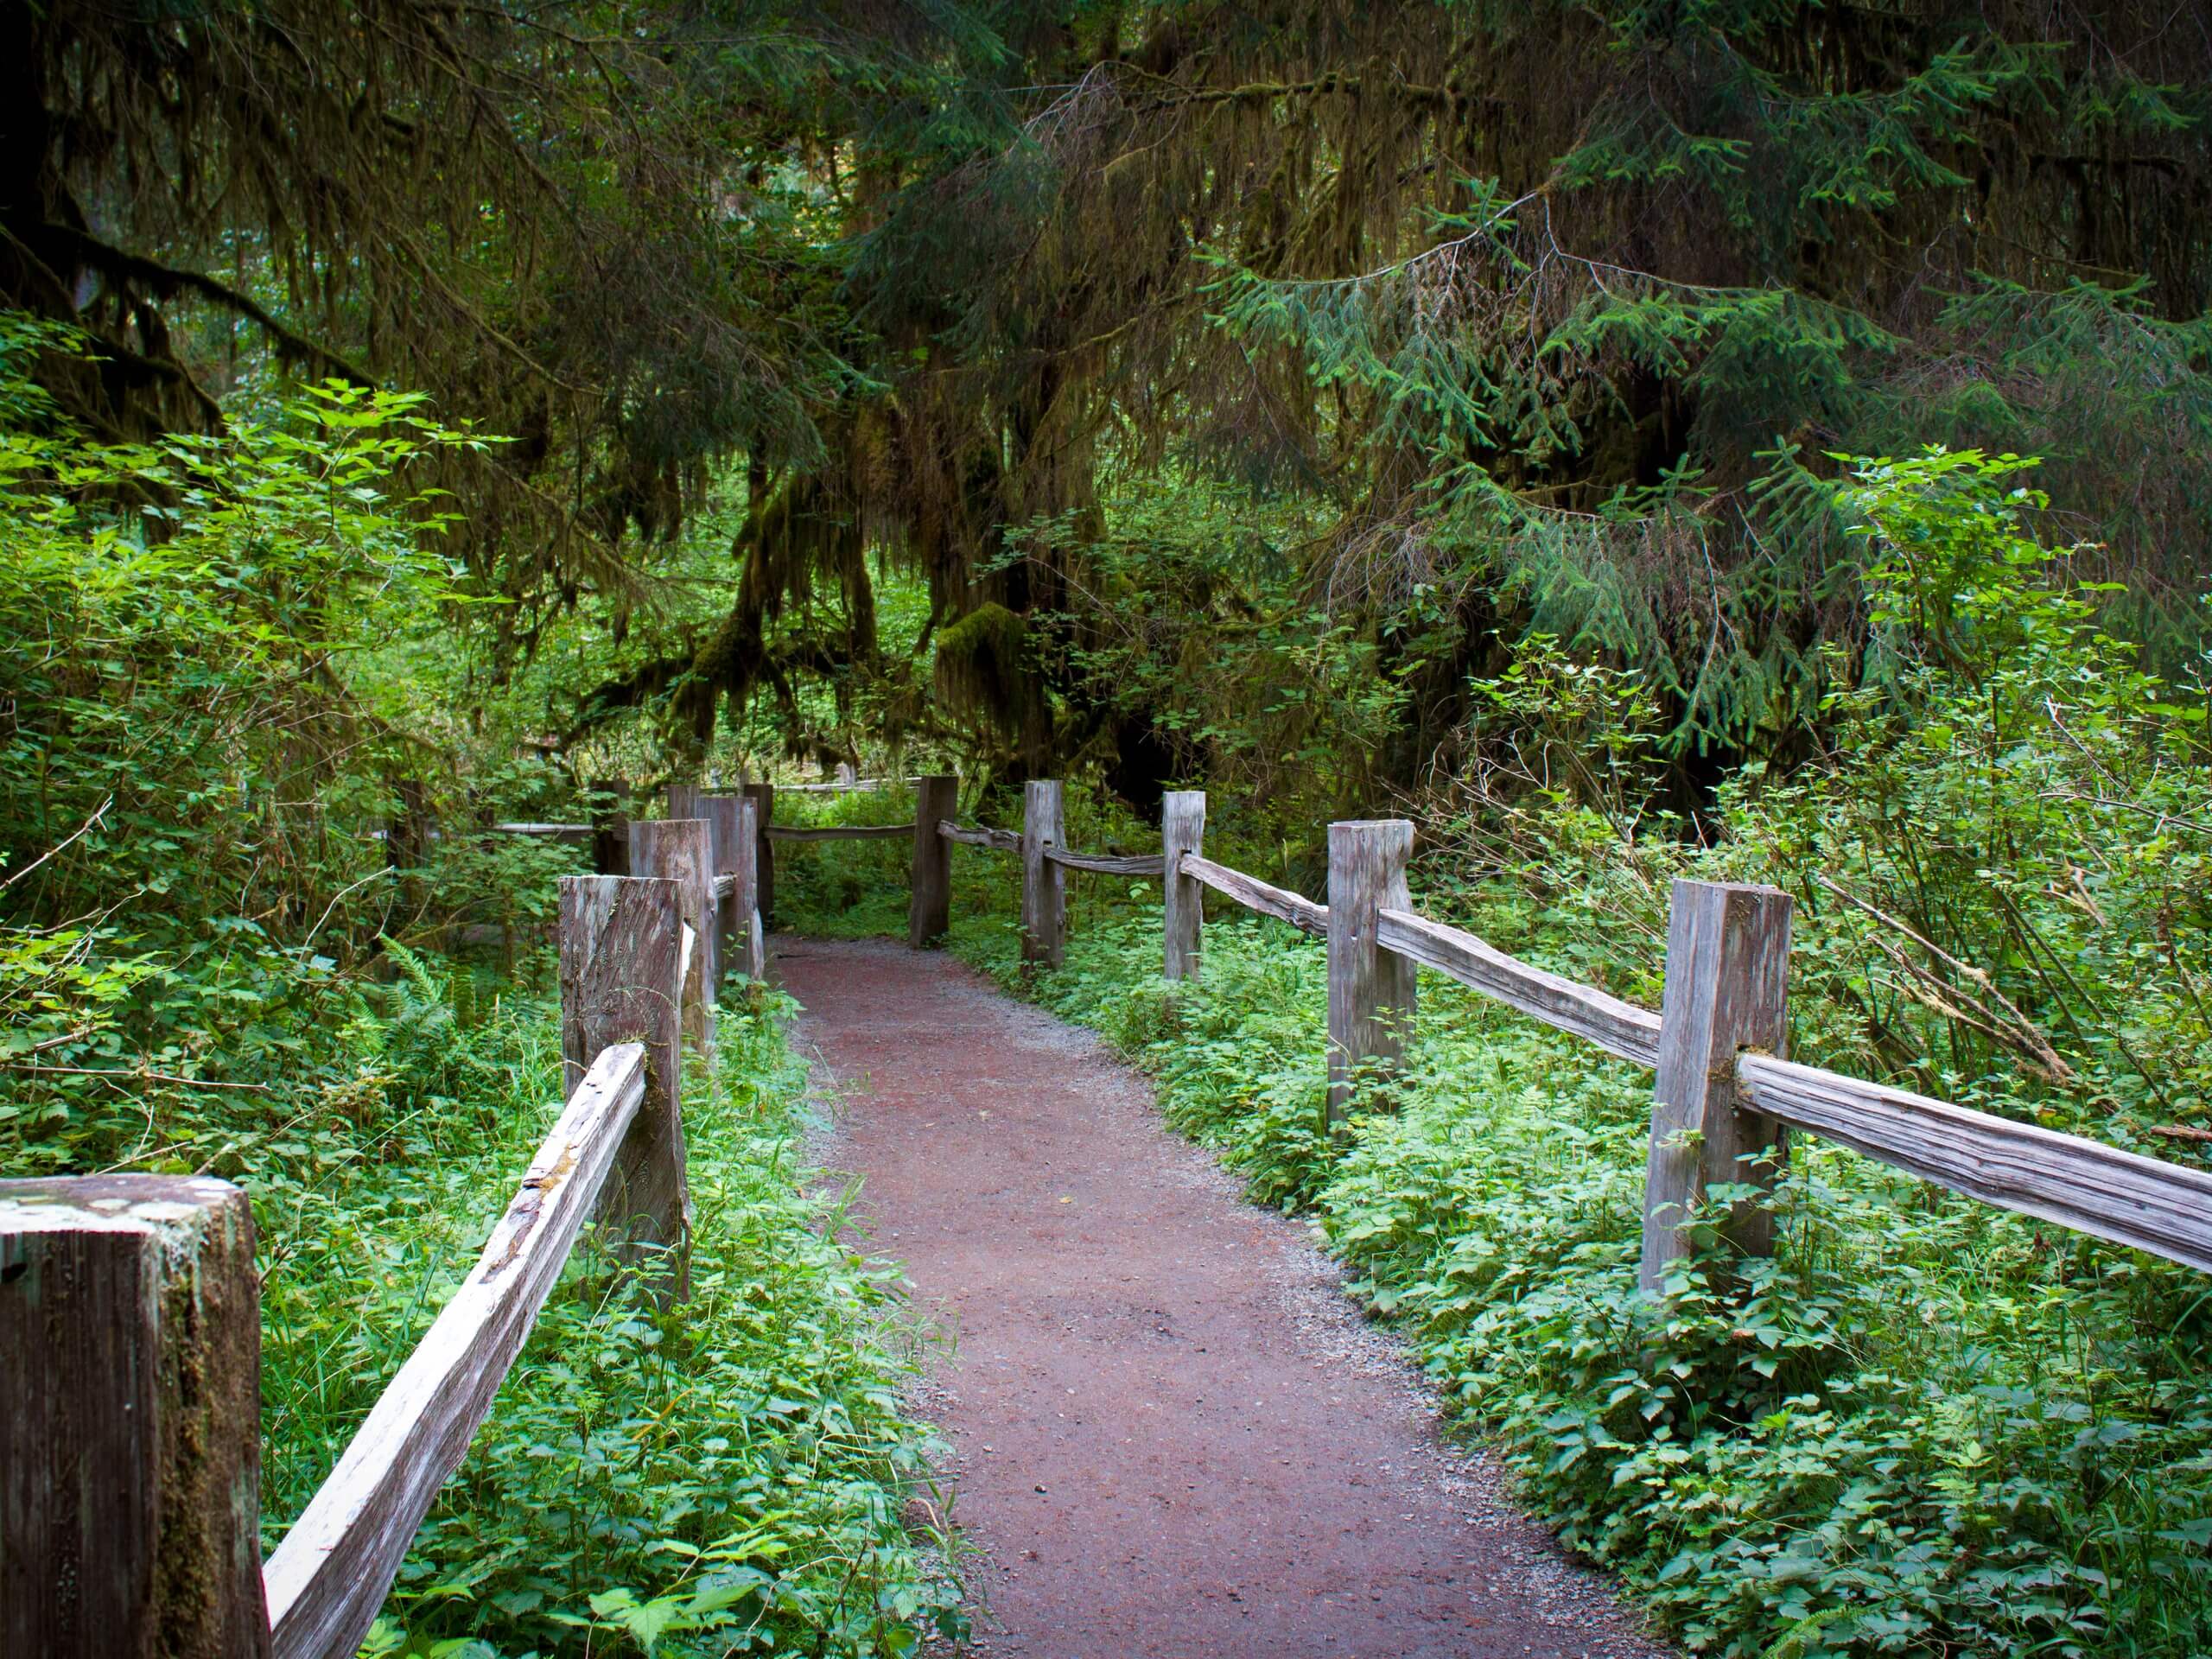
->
(780, 937), (1669, 1659)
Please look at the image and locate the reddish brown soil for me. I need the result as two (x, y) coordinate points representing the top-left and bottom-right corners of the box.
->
(780, 938), (1667, 1659)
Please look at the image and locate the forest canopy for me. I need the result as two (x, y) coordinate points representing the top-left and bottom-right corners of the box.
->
(9, 0), (2207, 800)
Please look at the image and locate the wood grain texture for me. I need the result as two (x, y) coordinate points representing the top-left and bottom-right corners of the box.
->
(1179, 853), (1328, 938)
(1161, 791), (1205, 982)
(707, 797), (764, 979)
(1042, 846), (1167, 876)
(909, 777), (957, 947)
(939, 819), (1020, 852)
(698, 795), (743, 994)
(1641, 879), (1793, 1287)
(629, 820), (715, 1058)
(1375, 908), (1662, 1067)
(262, 1046), (648, 1659)
(556, 876), (690, 1270)
(763, 823), (917, 842)
(1738, 1053), (2212, 1273)
(664, 782), (705, 823)
(742, 782), (776, 922)
(1325, 821), (1416, 1124)
(2, 1176), (270, 1659)
(1021, 780), (1067, 968)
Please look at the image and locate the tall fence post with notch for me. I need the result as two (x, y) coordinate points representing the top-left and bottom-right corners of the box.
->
(1021, 779), (1066, 968)
(1640, 878), (1793, 1291)
(628, 819), (715, 1060)
(1325, 819), (1416, 1126)
(701, 793), (747, 991)
(732, 796), (766, 978)
(1162, 789), (1205, 982)
(588, 779), (632, 876)
(909, 774), (957, 947)
(1, 1175), (272, 1659)
(742, 781), (776, 926)
(559, 874), (691, 1289)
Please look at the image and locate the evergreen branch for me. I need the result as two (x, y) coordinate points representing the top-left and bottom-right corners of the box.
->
(41, 223), (375, 386)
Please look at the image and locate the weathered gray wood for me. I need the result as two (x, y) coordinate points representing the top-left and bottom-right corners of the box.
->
(1, 1176), (270, 1659)
(629, 821), (715, 1058)
(1737, 1053), (2212, 1273)
(1376, 907), (1662, 1067)
(1640, 879), (1793, 1288)
(743, 782), (776, 924)
(764, 822), (917, 842)
(263, 1046), (648, 1659)
(909, 776), (957, 947)
(939, 819), (1020, 852)
(1161, 791), (1205, 982)
(588, 779), (631, 876)
(1020, 779), (1067, 967)
(1043, 846), (1167, 876)
(556, 875), (690, 1268)
(664, 781), (705, 823)
(1325, 821), (1417, 1123)
(700, 795), (748, 988)
(1180, 853), (1329, 938)
(725, 800), (769, 982)
(489, 821), (591, 841)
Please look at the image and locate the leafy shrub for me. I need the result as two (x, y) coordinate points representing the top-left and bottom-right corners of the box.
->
(264, 980), (963, 1658)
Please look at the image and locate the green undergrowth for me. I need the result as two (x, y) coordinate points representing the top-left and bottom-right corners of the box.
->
(770, 785), (920, 941)
(938, 875), (2212, 1659)
(256, 960), (963, 1657)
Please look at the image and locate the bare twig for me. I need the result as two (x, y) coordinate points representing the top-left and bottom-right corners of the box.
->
(1, 1063), (272, 1093)
(2, 797), (113, 892)
(1816, 873), (2075, 1084)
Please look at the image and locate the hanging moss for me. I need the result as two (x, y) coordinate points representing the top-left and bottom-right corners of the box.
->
(935, 603), (1052, 763)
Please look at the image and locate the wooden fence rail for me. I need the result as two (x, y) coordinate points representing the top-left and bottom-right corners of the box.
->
(1181, 853), (1328, 939)
(263, 1044), (651, 1659)
(10, 800), (766, 1658)
(17, 768), (2212, 1653)
(931, 782), (2212, 1291)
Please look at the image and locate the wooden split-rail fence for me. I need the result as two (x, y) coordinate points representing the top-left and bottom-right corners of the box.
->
(10, 774), (2212, 1658)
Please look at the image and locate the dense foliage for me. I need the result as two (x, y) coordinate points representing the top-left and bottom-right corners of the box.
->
(0, 329), (960, 1656)
(267, 978), (963, 1658)
(5, 0), (2210, 1652)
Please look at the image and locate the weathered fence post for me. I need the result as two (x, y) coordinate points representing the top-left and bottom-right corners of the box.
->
(1162, 789), (1206, 982)
(700, 794), (745, 991)
(629, 820), (715, 1058)
(730, 797), (765, 978)
(909, 775), (957, 947)
(1640, 879), (1793, 1289)
(1021, 779), (1066, 967)
(558, 874), (691, 1281)
(1, 1176), (271, 1659)
(1325, 819), (1417, 1124)
(588, 779), (631, 876)
(665, 781), (704, 823)
(742, 781), (776, 925)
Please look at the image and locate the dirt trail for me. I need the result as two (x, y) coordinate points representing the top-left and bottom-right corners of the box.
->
(780, 937), (1666, 1659)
